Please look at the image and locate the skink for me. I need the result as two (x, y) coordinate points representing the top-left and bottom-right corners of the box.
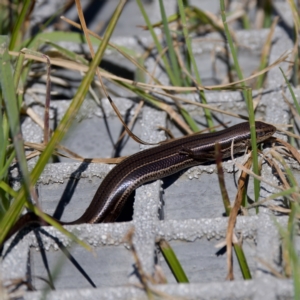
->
(6, 121), (276, 241)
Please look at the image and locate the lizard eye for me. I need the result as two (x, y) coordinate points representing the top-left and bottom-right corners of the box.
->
(256, 130), (265, 139)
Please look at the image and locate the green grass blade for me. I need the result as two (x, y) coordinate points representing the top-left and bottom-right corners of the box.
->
(28, 205), (92, 251)
(159, 239), (189, 283)
(220, 0), (244, 82)
(177, 0), (214, 130)
(186, 6), (224, 32)
(280, 67), (300, 115)
(0, 36), (31, 198)
(0, 100), (11, 218)
(220, 0), (246, 100)
(21, 31), (100, 51)
(136, 0), (177, 85)
(0, 181), (18, 198)
(44, 41), (89, 65)
(158, 0), (182, 86)
(234, 244), (251, 279)
(242, 14), (251, 30)
(0, 100), (7, 174)
(136, 0), (200, 131)
(255, 17), (278, 89)
(13, 51), (26, 109)
(179, 106), (199, 132)
(13, 51), (25, 90)
(9, 0), (31, 50)
(262, 1), (272, 28)
(0, 149), (15, 181)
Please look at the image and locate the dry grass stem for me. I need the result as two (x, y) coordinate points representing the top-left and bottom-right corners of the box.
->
(9, 48), (290, 93)
(226, 156), (253, 280)
(24, 141), (126, 164)
(123, 228), (154, 299)
(255, 257), (286, 279)
(282, 92), (300, 123)
(273, 138), (300, 164)
(116, 100), (144, 143)
(60, 16), (161, 86)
